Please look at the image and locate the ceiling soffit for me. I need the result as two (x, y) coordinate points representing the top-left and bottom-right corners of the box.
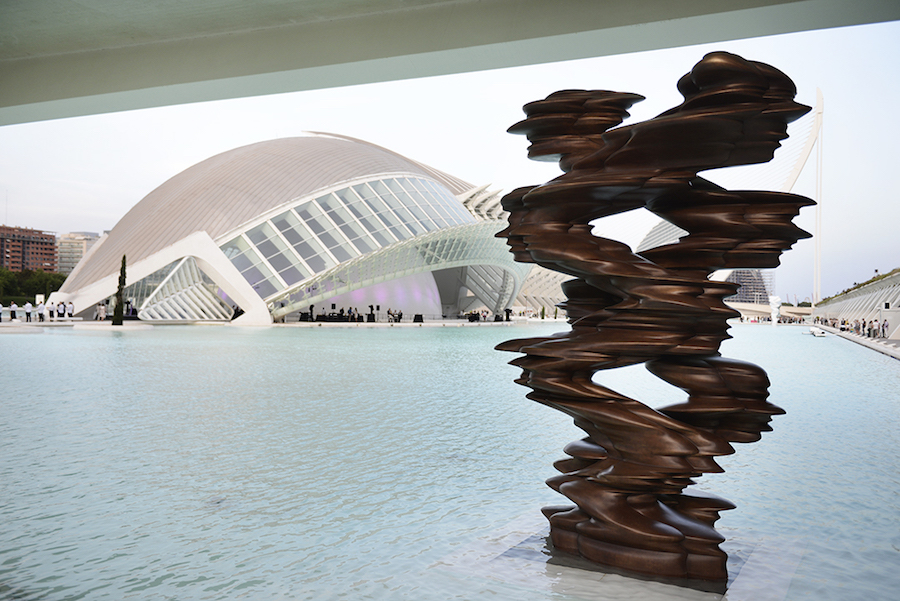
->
(2, 0), (900, 125)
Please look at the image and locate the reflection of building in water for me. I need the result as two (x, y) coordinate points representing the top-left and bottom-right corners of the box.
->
(52, 134), (542, 324)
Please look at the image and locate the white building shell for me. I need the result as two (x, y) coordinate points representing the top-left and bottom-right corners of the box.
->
(53, 134), (535, 324)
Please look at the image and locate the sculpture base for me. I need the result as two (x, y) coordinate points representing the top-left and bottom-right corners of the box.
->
(542, 504), (729, 583)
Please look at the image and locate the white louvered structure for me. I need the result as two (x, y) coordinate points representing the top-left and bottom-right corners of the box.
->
(813, 271), (900, 338)
(458, 183), (572, 316)
(138, 257), (235, 321)
(53, 133), (531, 324)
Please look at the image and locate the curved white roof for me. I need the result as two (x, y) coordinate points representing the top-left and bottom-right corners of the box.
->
(61, 133), (472, 294)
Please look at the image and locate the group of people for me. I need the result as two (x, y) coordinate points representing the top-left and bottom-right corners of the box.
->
(93, 303), (108, 321)
(462, 310), (493, 321)
(740, 315), (806, 324)
(0, 300), (74, 322)
(336, 306), (362, 321)
(303, 305), (365, 322)
(817, 316), (891, 338)
(852, 318), (889, 338)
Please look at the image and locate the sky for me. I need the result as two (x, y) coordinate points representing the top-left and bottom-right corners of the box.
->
(1, 20), (898, 303)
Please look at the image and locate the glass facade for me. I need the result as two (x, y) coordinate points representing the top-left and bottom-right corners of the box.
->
(115, 257), (234, 321)
(268, 221), (531, 319)
(218, 176), (477, 302)
(120, 260), (179, 310)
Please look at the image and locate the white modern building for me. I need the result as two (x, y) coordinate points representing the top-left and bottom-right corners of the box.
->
(813, 270), (900, 338)
(52, 133), (545, 325)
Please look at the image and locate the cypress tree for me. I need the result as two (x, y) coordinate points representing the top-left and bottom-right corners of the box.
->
(112, 254), (126, 326)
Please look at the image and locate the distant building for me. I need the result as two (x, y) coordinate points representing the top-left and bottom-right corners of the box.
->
(57, 231), (101, 275)
(722, 269), (775, 304)
(0, 224), (57, 272)
(636, 220), (775, 304)
(813, 269), (900, 338)
(54, 134), (538, 324)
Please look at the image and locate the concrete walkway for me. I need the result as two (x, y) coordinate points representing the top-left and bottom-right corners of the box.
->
(274, 318), (559, 328)
(0, 317), (84, 331)
(817, 325), (900, 361)
(0, 317), (566, 333)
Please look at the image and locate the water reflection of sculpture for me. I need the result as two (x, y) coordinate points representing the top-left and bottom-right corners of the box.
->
(496, 52), (813, 583)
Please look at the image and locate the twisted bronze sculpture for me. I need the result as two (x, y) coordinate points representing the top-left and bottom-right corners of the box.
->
(497, 52), (813, 582)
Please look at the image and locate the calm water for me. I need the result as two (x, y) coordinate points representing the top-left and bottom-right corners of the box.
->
(1, 323), (898, 600)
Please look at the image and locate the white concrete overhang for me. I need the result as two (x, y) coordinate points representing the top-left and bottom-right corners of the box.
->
(3, 0), (899, 126)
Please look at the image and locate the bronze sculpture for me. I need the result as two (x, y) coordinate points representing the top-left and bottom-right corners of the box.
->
(496, 52), (813, 582)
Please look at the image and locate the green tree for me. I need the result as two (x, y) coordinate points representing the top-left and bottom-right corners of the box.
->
(112, 255), (126, 326)
(18, 269), (66, 299)
(0, 267), (66, 303)
(0, 267), (18, 299)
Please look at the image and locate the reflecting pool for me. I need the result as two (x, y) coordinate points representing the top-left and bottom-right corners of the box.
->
(1, 323), (898, 600)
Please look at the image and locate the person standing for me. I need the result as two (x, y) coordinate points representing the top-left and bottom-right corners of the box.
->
(0, 300), (4, 322)
(37, 301), (45, 322)
(67, 301), (74, 318)
(10, 301), (18, 321)
(24, 301), (33, 322)
(57, 301), (65, 319)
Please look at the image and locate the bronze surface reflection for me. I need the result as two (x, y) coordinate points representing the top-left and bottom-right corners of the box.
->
(497, 52), (813, 582)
